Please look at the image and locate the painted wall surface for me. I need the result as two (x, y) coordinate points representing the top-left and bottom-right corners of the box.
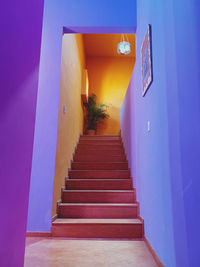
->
(27, 0), (137, 232)
(87, 56), (134, 135)
(121, 0), (200, 266)
(52, 34), (84, 216)
(0, 1), (44, 266)
(172, 1), (200, 266)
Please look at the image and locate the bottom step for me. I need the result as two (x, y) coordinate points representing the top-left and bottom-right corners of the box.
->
(52, 218), (143, 238)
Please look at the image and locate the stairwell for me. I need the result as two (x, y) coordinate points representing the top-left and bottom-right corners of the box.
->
(52, 135), (143, 238)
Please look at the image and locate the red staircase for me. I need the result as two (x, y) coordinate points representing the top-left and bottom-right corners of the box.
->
(52, 135), (143, 238)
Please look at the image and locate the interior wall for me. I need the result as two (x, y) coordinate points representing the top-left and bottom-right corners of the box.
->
(121, 0), (200, 266)
(27, 0), (137, 232)
(0, 1), (44, 266)
(121, 1), (176, 266)
(87, 56), (134, 135)
(172, 1), (200, 266)
(52, 34), (84, 216)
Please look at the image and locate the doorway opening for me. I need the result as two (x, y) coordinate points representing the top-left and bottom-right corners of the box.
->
(52, 30), (136, 219)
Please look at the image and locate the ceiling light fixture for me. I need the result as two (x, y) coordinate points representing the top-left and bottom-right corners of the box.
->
(117, 34), (131, 55)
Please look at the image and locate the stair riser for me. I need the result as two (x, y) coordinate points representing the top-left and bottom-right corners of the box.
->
(69, 171), (130, 179)
(71, 162), (128, 170)
(74, 155), (126, 162)
(80, 136), (121, 141)
(52, 223), (143, 238)
(62, 191), (136, 203)
(79, 140), (122, 145)
(75, 150), (125, 156)
(58, 205), (138, 218)
(66, 180), (133, 190)
(77, 144), (123, 150)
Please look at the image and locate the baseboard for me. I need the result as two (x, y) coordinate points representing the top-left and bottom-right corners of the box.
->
(137, 215), (144, 237)
(26, 232), (52, 237)
(135, 200), (140, 217)
(52, 214), (58, 222)
(144, 237), (164, 267)
(56, 199), (62, 215)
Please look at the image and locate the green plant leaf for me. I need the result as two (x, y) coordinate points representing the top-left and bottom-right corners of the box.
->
(84, 94), (109, 130)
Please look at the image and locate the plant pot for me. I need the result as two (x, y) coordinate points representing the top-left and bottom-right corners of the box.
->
(87, 129), (96, 136)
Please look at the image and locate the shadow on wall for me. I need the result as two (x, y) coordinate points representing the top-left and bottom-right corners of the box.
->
(97, 106), (121, 135)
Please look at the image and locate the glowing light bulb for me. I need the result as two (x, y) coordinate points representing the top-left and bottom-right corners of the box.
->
(117, 41), (131, 55)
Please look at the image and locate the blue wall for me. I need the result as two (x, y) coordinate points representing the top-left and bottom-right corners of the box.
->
(172, 1), (200, 266)
(27, 0), (137, 232)
(121, 0), (200, 266)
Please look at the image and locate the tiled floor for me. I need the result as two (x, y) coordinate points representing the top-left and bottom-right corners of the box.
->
(24, 237), (158, 267)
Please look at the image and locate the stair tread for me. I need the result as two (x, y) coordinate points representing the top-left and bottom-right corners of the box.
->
(63, 190), (134, 192)
(59, 203), (137, 206)
(72, 162), (127, 163)
(53, 218), (142, 224)
(78, 144), (122, 147)
(66, 180), (131, 182)
(80, 141), (121, 143)
(69, 170), (128, 172)
(81, 135), (120, 137)
(67, 178), (130, 180)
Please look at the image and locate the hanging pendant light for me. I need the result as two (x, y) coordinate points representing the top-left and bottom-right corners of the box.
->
(117, 34), (131, 55)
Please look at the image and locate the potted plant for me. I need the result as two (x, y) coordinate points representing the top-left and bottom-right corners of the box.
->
(83, 94), (109, 135)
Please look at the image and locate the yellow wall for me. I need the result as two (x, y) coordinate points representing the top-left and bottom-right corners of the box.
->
(52, 34), (85, 216)
(86, 56), (134, 135)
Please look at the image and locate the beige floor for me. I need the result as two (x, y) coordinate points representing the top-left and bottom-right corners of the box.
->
(24, 237), (158, 267)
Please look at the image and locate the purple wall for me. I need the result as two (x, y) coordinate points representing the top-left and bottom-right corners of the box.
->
(27, 0), (137, 232)
(121, 0), (200, 266)
(0, 1), (44, 267)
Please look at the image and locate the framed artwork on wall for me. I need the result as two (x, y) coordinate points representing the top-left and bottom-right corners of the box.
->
(141, 24), (153, 96)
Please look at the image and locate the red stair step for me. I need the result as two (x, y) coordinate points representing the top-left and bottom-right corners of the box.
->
(58, 203), (138, 219)
(71, 162), (128, 170)
(75, 149), (125, 156)
(62, 190), (136, 203)
(65, 179), (133, 190)
(68, 170), (130, 179)
(77, 144), (123, 150)
(80, 135), (121, 141)
(74, 154), (126, 162)
(79, 140), (122, 145)
(52, 218), (143, 238)
(52, 135), (143, 239)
